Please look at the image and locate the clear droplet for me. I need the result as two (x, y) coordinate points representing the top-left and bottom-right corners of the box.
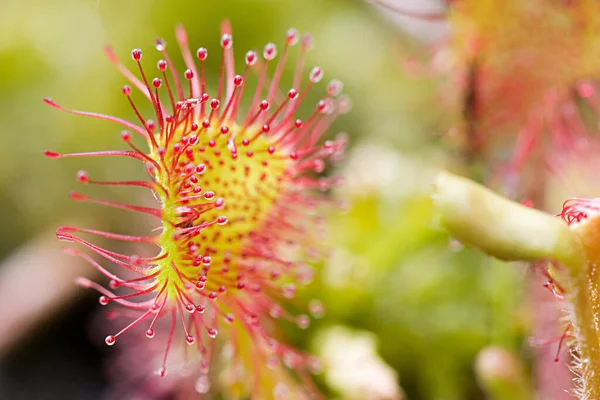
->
(195, 375), (210, 394)
(296, 315), (310, 329)
(207, 328), (218, 338)
(282, 284), (296, 299)
(309, 300), (325, 318)
(273, 383), (289, 399)
(448, 237), (464, 252)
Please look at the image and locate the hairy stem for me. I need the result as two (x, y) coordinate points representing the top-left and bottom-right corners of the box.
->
(432, 171), (600, 398)
(569, 217), (600, 397)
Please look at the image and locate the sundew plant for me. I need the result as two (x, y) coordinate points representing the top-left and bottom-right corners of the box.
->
(44, 20), (348, 398)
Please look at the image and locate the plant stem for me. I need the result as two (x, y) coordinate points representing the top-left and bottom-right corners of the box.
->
(433, 171), (580, 265)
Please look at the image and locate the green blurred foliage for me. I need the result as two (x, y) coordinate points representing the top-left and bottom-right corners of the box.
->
(316, 191), (528, 399)
(0, 0), (532, 398)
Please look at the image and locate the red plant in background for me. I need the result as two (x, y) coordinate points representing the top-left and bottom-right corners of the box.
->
(374, 0), (600, 195)
(449, 1), (600, 188)
(44, 20), (348, 397)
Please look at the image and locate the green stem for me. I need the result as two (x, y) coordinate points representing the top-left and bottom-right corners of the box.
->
(432, 171), (600, 398)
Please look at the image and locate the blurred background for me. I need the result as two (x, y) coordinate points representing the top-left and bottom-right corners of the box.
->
(0, 0), (567, 399)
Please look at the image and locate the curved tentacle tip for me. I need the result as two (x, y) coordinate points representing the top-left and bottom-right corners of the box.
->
(104, 45), (119, 63)
(61, 247), (80, 256)
(57, 225), (77, 233)
(175, 23), (188, 43)
(69, 191), (88, 201)
(44, 150), (61, 158)
(75, 276), (93, 287)
(43, 97), (58, 107)
(220, 19), (232, 35)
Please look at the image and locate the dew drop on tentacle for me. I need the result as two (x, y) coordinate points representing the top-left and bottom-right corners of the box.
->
(296, 315), (310, 329)
(207, 328), (218, 339)
(282, 284), (296, 299)
(309, 300), (325, 318)
(105, 335), (116, 346)
(274, 383), (289, 399)
(195, 375), (211, 394)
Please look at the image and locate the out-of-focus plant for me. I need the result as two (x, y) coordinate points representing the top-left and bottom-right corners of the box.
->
(475, 345), (532, 400)
(373, 0), (600, 194)
(314, 325), (403, 400)
(319, 141), (527, 399)
(44, 20), (349, 398)
(446, 0), (600, 195)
